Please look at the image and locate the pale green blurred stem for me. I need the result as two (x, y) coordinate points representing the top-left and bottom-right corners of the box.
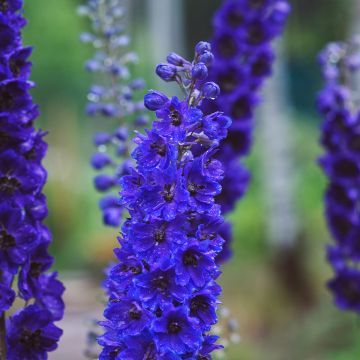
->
(259, 40), (298, 250)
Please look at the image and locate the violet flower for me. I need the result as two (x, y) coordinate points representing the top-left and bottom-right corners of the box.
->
(318, 38), (360, 312)
(99, 42), (230, 359)
(0, 2), (64, 358)
(203, 0), (291, 263)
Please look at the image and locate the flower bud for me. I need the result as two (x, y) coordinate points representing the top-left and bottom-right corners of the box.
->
(93, 132), (112, 146)
(94, 174), (116, 192)
(156, 63), (177, 81)
(199, 51), (214, 65)
(167, 52), (187, 66)
(91, 153), (113, 170)
(195, 41), (211, 55)
(114, 127), (128, 141)
(191, 63), (208, 80)
(202, 82), (220, 100)
(144, 90), (169, 111)
(101, 103), (117, 117)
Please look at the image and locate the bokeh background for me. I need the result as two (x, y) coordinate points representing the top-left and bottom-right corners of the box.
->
(21, 0), (360, 359)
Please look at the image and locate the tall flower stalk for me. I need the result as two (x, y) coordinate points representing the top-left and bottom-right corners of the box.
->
(204, 0), (290, 262)
(318, 39), (360, 312)
(0, 1), (64, 358)
(79, 0), (147, 229)
(99, 42), (231, 359)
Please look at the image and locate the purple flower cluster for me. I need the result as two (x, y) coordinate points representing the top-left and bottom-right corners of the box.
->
(203, 0), (290, 262)
(0, 1), (64, 358)
(80, 0), (147, 228)
(99, 42), (230, 359)
(318, 39), (360, 313)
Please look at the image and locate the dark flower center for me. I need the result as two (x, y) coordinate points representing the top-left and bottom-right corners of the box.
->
(0, 0), (8, 12)
(162, 185), (174, 202)
(349, 134), (360, 153)
(0, 131), (11, 146)
(190, 295), (209, 315)
(217, 34), (237, 58)
(30, 262), (42, 278)
(120, 264), (128, 272)
(155, 307), (162, 318)
(249, 0), (264, 7)
(231, 96), (251, 119)
(170, 108), (182, 126)
(109, 348), (120, 357)
(247, 24), (265, 45)
(200, 232), (216, 241)
(0, 230), (15, 250)
(0, 89), (14, 111)
(226, 9), (243, 27)
(168, 320), (182, 334)
(19, 329), (42, 350)
(150, 141), (166, 157)
(327, 183), (353, 208)
(342, 279), (360, 304)
(251, 57), (269, 76)
(333, 159), (359, 178)
(197, 355), (210, 360)
(188, 182), (205, 196)
(129, 306), (142, 320)
(25, 147), (37, 161)
(0, 175), (20, 195)
(331, 213), (351, 239)
(130, 265), (142, 275)
(183, 251), (198, 266)
(217, 72), (238, 93)
(154, 229), (165, 243)
(10, 57), (24, 77)
(152, 274), (169, 292)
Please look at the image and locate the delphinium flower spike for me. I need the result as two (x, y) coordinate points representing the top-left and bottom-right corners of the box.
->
(99, 43), (231, 359)
(79, 0), (147, 228)
(0, 1), (64, 358)
(203, 0), (291, 263)
(317, 38), (360, 312)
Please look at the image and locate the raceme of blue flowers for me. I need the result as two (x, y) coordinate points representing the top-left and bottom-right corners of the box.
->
(98, 42), (230, 359)
(318, 40), (360, 313)
(80, 0), (148, 229)
(0, 1), (64, 359)
(203, 0), (291, 263)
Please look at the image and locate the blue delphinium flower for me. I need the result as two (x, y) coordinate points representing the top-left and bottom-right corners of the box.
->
(0, 1), (64, 358)
(99, 43), (231, 358)
(317, 39), (360, 312)
(203, 0), (291, 263)
(79, 0), (147, 228)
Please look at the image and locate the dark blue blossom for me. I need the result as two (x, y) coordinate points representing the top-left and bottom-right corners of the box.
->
(318, 39), (360, 313)
(99, 43), (229, 357)
(203, 0), (290, 262)
(6, 305), (62, 360)
(152, 305), (202, 355)
(0, 1), (64, 357)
